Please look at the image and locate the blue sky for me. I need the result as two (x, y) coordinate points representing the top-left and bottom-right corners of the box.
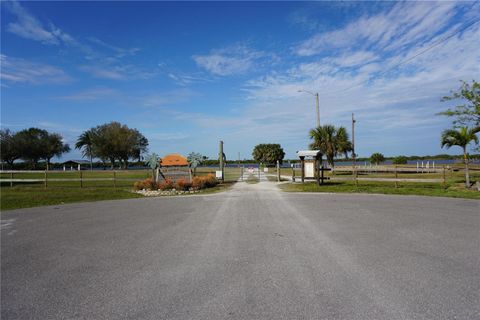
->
(1, 1), (479, 161)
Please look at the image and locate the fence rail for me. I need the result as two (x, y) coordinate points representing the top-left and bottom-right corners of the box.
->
(0, 167), (242, 188)
(0, 170), (143, 188)
(1, 178), (139, 182)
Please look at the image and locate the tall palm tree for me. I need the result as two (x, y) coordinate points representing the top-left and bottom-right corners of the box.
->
(309, 124), (352, 168)
(75, 129), (96, 170)
(336, 126), (353, 159)
(441, 126), (479, 187)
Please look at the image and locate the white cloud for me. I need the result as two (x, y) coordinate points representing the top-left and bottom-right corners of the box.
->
(86, 37), (140, 58)
(193, 44), (269, 76)
(149, 132), (189, 141)
(294, 2), (459, 56)
(79, 64), (156, 81)
(4, 1), (151, 82)
(329, 51), (378, 68)
(5, 1), (76, 46)
(0, 55), (73, 85)
(54, 88), (119, 101)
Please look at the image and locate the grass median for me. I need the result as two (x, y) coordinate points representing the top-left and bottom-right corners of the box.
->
(279, 180), (480, 200)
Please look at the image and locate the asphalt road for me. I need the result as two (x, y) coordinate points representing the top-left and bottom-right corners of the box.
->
(1, 181), (479, 319)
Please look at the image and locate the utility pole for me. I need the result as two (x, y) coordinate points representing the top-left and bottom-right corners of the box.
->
(352, 113), (357, 186)
(298, 90), (320, 128)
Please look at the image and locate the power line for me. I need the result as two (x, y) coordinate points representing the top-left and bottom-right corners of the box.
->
(320, 17), (480, 96)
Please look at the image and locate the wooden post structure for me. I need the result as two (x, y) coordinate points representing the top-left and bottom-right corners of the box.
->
(300, 156), (305, 183)
(292, 166), (295, 182)
(443, 165), (446, 189)
(80, 170), (83, 188)
(277, 160), (280, 182)
(315, 156), (320, 186)
(10, 172), (13, 187)
(44, 170), (47, 189)
(319, 166), (331, 185)
(394, 165), (398, 188)
(113, 171), (116, 189)
(219, 140), (224, 182)
(321, 165), (324, 185)
(352, 113), (357, 186)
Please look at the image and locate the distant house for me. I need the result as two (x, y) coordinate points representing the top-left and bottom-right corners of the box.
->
(62, 160), (90, 171)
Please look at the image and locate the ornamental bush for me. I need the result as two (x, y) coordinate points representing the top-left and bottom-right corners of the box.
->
(134, 174), (218, 192)
(204, 173), (218, 188)
(175, 178), (192, 191)
(133, 180), (145, 191)
(133, 178), (158, 190)
(192, 176), (206, 189)
(192, 174), (218, 190)
(158, 178), (174, 190)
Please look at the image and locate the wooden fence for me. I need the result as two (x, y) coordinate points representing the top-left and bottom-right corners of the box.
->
(0, 170), (145, 189)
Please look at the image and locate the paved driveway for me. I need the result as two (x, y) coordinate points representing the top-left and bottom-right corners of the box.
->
(1, 181), (479, 319)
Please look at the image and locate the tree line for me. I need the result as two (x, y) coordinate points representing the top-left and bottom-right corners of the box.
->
(0, 128), (70, 170)
(1, 122), (148, 170)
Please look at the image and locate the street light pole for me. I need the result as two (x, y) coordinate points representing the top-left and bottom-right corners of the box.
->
(298, 89), (320, 128)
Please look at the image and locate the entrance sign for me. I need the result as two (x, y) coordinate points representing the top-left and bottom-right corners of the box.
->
(305, 162), (314, 178)
(296, 150), (324, 185)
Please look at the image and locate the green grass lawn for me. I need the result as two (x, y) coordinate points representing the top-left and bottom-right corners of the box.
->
(279, 180), (480, 200)
(194, 167), (242, 182)
(0, 186), (143, 211)
(0, 181), (237, 211)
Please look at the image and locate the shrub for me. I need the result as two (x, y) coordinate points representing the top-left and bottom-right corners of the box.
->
(192, 176), (206, 190)
(204, 173), (218, 188)
(192, 174), (219, 190)
(158, 178), (174, 190)
(144, 178), (159, 190)
(175, 178), (192, 191)
(133, 180), (145, 191)
(133, 178), (158, 190)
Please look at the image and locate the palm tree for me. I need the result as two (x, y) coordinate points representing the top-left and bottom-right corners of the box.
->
(441, 126), (479, 187)
(370, 152), (385, 165)
(309, 124), (352, 168)
(75, 129), (96, 170)
(336, 126), (353, 159)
